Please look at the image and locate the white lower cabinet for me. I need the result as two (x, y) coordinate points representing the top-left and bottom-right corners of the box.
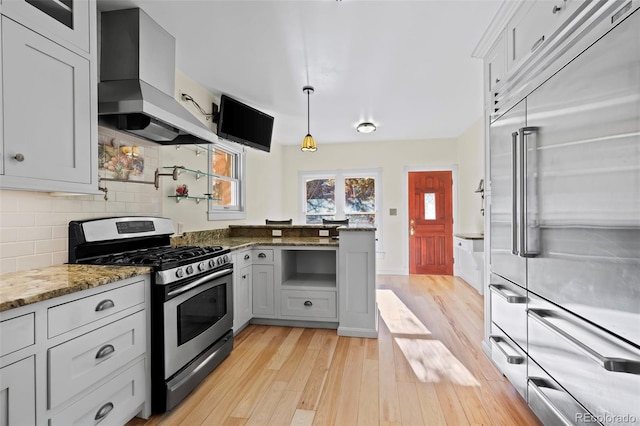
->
(48, 310), (146, 409)
(0, 274), (149, 426)
(0, 356), (36, 426)
(49, 359), (146, 426)
(233, 262), (252, 332)
(252, 264), (275, 317)
(280, 289), (337, 320)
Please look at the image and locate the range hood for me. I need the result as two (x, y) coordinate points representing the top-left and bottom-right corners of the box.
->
(98, 8), (217, 145)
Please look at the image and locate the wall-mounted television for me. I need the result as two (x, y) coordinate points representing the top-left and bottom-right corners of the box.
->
(216, 94), (274, 152)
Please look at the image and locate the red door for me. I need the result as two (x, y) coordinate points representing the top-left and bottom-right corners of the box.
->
(409, 171), (453, 275)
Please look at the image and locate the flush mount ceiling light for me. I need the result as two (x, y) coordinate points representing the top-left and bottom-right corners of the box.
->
(301, 86), (317, 152)
(357, 122), (377, 133)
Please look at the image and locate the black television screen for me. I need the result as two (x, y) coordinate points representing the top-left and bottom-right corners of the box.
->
(217, 95), (274, 152)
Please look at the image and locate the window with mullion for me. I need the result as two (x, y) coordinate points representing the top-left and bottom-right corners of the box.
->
(208, 141), (246, 220)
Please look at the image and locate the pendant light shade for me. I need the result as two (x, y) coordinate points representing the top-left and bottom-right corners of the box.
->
(301, 86), (317, 152)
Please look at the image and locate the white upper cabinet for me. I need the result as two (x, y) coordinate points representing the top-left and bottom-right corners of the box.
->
(507, 0), (583, 72)
(0, 0), (97, 193)
(0, 0), (91, 53)
(2, 17), (92, 186)
(484, 33), (506, 109)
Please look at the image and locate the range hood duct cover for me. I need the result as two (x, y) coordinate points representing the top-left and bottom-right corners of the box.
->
(98, 8), (217, 145)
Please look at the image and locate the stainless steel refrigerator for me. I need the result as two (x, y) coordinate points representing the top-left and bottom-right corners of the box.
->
(489, 5), (640, 424)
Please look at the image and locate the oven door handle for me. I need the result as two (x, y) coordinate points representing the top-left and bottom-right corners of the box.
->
(167, 268), (234, 298)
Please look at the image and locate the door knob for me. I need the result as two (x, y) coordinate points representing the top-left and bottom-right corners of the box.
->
(410, 219), (415, 236)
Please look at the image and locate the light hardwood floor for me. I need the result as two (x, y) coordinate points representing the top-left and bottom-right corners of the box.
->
(128, 275), (540, 425)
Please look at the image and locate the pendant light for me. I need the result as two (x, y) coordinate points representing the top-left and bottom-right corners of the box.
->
(301, 85), (317, 152)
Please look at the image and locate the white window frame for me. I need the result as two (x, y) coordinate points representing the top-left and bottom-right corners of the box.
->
(299, 168), (382, 250)
(207, 139), (246, 220)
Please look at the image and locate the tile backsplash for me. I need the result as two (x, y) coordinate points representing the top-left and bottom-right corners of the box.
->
(0, 128), (162, 273)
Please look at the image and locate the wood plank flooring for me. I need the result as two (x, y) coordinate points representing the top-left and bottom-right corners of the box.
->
(127, 275), (540, 426)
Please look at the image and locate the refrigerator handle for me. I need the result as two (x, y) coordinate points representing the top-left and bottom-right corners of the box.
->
(519, 126), (539, 257)
(511, 131), (519, 255)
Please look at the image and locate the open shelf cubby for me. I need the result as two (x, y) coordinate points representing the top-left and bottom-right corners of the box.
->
(281, 249), (337, 289)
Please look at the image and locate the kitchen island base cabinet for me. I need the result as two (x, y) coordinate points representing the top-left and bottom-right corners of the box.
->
(338, 229), (378, 338)
(0, 356), (36, 426)
(252, 264), (275, 317)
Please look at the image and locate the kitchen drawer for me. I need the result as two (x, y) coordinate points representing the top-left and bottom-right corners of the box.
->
(48, 310), (146, 409)
(453, 237), (483, 252)
(528, 357), (600, 425)
(252, 249), (274, 264)
(48, 280), (145, 338)
(49, 358), (145, 426)
(489, 323), (527, 399)
(489, 274), (527, 351)
(528, 293), (640, 424)
(236, 249), (253, 268)
(280, 289), (337, 320)
(0, 312), (35, 357)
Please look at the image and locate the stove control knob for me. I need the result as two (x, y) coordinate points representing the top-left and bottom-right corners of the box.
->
(176, 268), (184, 278)
(223, 254), (230, 264)
(186, 265), (194, 275)
(209, 259), (216, 268)
(198, 262), (206, 271)
(216, 257), (223, 266)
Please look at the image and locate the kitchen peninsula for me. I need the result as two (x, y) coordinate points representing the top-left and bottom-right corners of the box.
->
(172, 224), (378, 338)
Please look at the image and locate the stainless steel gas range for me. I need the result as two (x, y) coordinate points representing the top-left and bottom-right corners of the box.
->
(69, 217), (233, 413)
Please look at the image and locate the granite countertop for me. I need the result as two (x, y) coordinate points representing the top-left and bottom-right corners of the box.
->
(174, 235), (339, 250)
(454, 233), (485, 240)
(0, 264), (152, 313)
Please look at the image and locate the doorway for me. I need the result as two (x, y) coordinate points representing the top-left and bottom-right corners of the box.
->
(408, 171), (454, 275)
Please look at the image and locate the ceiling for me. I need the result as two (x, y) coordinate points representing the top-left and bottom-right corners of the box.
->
(97, 0), (502, 146)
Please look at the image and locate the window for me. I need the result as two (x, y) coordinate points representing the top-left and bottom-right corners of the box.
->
(301, 169), (381, 248)
(208, 141), (246, 220)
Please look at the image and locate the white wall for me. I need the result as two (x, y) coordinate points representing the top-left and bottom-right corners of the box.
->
(456, 117), (485, 234)
(281, 138), (459, 274)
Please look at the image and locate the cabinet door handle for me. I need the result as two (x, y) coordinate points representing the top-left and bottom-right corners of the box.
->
(13, 153), (25, 162)
(95, 344), (115, 359)
(552, 4), (562, 14)
(244, 254), (250, 260)
(258, 253), (267, 259)
(95, 299), (115, 312)
(242, 275), (247, 279)
(94, 402), (114, 421)
(495, 78), (500, 84)
(304, 301), (313, 307)
(531, 35), (545, 53)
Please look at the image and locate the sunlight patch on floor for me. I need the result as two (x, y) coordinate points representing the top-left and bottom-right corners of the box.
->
(394, 338), (480, 386)
(376, 289), (432, 337)
(377, 288), (479, 386)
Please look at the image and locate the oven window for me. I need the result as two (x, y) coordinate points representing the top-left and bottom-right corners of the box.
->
(177, 284), (227, 345)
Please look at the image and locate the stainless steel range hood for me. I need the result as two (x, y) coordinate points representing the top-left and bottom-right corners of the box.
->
(98, 8), (217, 145)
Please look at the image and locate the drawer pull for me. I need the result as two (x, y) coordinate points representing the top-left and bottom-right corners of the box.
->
(242, 275), (247, 279)
(95, 344), (115, 360)
(528, 378), (574, 426)
(95, 299), (115, 312)
(258, 253), (267, 259)
(489, 285), (527, 304)
(304, 301), (313, 307)
(551, 4), (562, 14)
(244, 254), (250, 260)
(489, 336), (524, 364)
(528, 309), (640, 374)
(94, 402), (114, 421)
(531, 35), (545, 53)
